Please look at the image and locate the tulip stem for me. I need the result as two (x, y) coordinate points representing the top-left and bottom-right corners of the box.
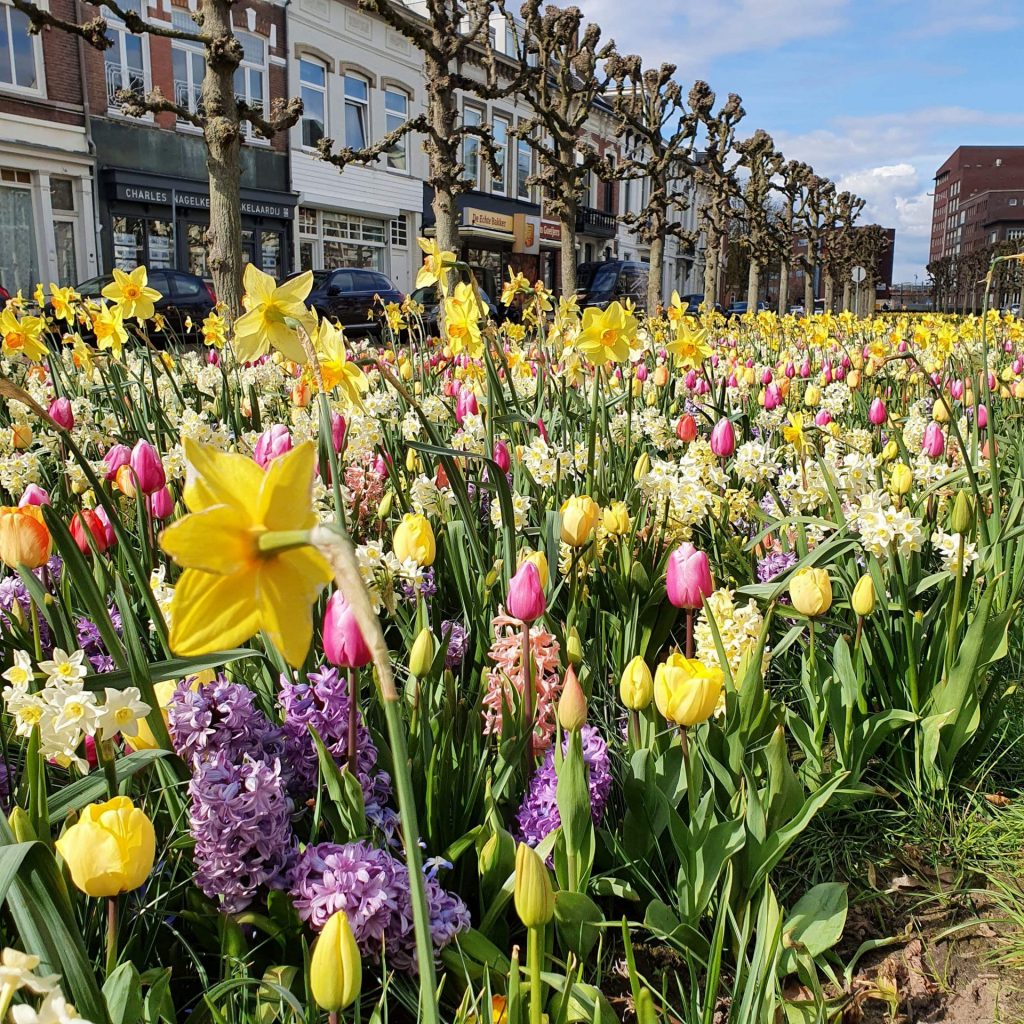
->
(328, 1014), (338, 1024)
(945, 536), (966, 678)
(105, 896), (118, 978)
(521, 622), (535, 779)
(527, 925), (544, 1024)
(629, 709), (641, 749)
(347, 669), (359, 775)
(685, 610), (694, 660)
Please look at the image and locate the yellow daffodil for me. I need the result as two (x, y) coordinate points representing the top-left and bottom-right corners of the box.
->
(416, 237), (456, 294)
(576, 301), (636, 365)
(102, 266), (162, 321)
(501, 269), (530, 306)
(93, 304), (129, 359)
(48, 284), (80, 323)
(443, 282), (485, 359)
(160, 439), (333, 667)
(33, 283), (45, 308)
(314, 317), (368, 409)
(666, 321), (711, 369)
(782, 412), (810, 455)
(234, 264), (314, 364)
(0, 308), (47, 361)
(68, 333), (94, 375)
(201, 311), (227, 349)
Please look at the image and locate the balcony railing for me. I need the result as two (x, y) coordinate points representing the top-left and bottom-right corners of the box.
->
(576, 206), (617, 239)
(105, 62), (145, 109)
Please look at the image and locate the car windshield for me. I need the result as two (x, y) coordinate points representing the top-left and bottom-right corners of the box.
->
(410, 285), (439, 305)
(75, 276), (110, 298)
(586, 264), (619, 294)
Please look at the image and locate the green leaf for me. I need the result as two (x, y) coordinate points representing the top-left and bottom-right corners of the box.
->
(103, 962), (144, 1024)
(49, 750), (171, 823)
(780, 883), (848, 976)
(554, 890), (604, 961)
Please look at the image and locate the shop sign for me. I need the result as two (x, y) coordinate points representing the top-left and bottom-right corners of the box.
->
(513, 214), (540, 255)
(116, 184), (171, 205)
(175, 191), (292, 219)
(464, 207), (514, 234)
(540, 221), (561, 242)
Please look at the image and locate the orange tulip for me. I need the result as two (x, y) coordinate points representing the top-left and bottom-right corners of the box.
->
(0, 505), (51, 569)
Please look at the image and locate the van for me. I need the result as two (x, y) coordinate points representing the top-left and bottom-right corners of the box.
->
(576, 260), (650, 312)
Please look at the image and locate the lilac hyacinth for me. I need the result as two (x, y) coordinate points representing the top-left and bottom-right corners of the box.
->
(516, 725), (613, 847)
(398, 567), (437, 601)
(290, 841), (470, 972)
(756, 550), (798, 584)
(0, 557), (60, 652)
(441, 620), (469, 669)
(189, 751), (296, 913)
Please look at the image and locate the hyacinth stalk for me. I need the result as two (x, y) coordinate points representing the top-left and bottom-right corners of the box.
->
(311, 524), (439, 1024)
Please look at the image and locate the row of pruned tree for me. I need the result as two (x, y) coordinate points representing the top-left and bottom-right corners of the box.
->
(13, 0), (889, 315)
(927, 241), (1024, 314)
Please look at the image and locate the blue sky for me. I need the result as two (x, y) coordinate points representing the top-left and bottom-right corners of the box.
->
(578, 0), (1024, 281)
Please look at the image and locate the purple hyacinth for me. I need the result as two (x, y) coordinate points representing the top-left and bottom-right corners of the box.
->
(289, 841), (470, 972)
(441, 620), (469, 668)
(398, 567), (437, 601)
(756, 549), (798, 583)
(516, 725), (613, 847)
(189, 752), (296, 913)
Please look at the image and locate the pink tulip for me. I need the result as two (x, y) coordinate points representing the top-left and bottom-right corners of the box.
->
(254, 424), (293, 469)
(898, 340), (908, 353)
(815, 410), (832, 427)
(103, 444), (131, 482)
(695, 378), (710, 396)
(206, 349), (220, 365)
(823, 362), (833, 384)
(48, 397), (74, 430)
(841, 355), (851, 370)
(684, 370), (697, 389)
(635, 364), (648, 382)
(764, 383), (781, 411)
(785, 361), (796, 379)
(148, 486), (173, 519)
(726, 373), (738, 388)
(18, 484), (50, 507)
(1013, 358), (1023, 375)
(922, 421), (945, 458)
(493, 439), (511, 473)
(94, 506), (116, 548)
(455, 389), (479, 426)
(950, 379), (964, 400)
(322, 591), (372, 669)
(536, 418), (548, 443)
(710, 418), (735, 458)
(507, 561), (546, 623)
(868, 398), (886, 425)
(761, 368), (773, 386)
(988, 371), (997, 390)
(977, 404), (988, 429)
(129, 440), (165, 495)
(331, 413), (347, 453)
(799, 359), (811, 378)
(666, 542), (714, 610)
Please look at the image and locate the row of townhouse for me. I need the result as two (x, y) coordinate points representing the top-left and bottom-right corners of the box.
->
(0, 0), (704, 300)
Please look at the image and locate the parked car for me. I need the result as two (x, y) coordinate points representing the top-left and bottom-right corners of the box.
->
(675, 293), (724, 316)
(576, 260), (650, 312)
(298, 267), (403, 335)
(71, 268), (216, 338)
(725, 300), (769, 319)
(409, 283), (511, 337)
(0, 283), (10, 305)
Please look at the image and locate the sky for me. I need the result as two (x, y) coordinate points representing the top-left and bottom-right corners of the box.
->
(576, 0), (1024, 283)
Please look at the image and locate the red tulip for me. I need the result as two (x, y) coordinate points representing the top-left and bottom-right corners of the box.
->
(70, 510), (109, 556)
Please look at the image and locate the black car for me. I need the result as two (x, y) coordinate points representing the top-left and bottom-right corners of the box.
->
(72, 269), (216, 337)
(409, 283), (511, 337)
(576, 260), (650, 313)
(299, 268), (404, 335)
(676, 292), (725, 316)
(725, 300), (769, 319)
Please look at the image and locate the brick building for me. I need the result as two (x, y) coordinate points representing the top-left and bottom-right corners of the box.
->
(81, 0), (297, 279)
(929, 146), (1024, 262)
(0, 0), (99, 294)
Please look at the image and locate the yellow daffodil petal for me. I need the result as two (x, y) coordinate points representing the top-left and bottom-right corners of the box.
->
(168, 568), (261, 657)
(159, 506), (255, 574)
(182, 438), (264, 513)
(257, 441), (319, 532)
(256, 548), (332, 667)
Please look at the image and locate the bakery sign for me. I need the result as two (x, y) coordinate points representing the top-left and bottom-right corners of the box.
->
(463, 207), (514, 234)
(540, 221), (561, 242)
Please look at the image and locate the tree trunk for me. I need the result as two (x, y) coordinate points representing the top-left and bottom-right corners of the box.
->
(803, 255), (815, 314)
(425, 53), (460, 259)
(560, 195), (578, 297)
(777, 254), (789, 315)
(703, 226), (719, 308)
(746, 258), (760, 310)
(842, 281), (851, 312)
(823, 274), (834, 312)
(648, 231), (665, 314)
(202, 0), (244, 316)
(433, 188), (459, 256)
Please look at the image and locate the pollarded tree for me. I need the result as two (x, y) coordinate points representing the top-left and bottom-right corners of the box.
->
(12, 0), (300, 314)
(320, 0), (526, 258)
(604, 56), (699, 312)
(772, 158), (811, 315)
(736, 129), (783, 310)
(818, 191), (865, 311)
(690, 81), (745, 309)
(794, 170), (836, 315)
(514, 2), (616, 295)
(847, 223), (891, 315)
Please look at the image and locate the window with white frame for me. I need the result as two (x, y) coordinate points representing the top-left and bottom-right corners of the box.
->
(463, 106), (482, 187)
(1008, 228), (1024, 241)
(171, 12), (205, 122)
(0, 167), (38, 295)
(516, 136), (532, 201)
(491, 114), (509, 195)
(233, 32), (266, 138)
(104, 0), (146, 110)
(300, 58), (327, 149)
(384, 87), (408, 170)
(344, 74), (369, 149)
(0, 0), (39, 91)
(390, 216), (408, 247)
(298, 206), (389, 272)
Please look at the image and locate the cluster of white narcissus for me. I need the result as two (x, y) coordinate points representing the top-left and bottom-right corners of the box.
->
(0, 947), (92, 1023)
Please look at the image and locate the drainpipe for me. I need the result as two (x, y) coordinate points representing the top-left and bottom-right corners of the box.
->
(75, 0), (103, 275)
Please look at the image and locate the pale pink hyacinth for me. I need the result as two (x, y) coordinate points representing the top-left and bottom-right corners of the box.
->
(482, 612), (562, 755)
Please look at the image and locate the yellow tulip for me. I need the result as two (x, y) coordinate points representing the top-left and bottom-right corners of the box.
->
(11, 424), (32, 450)
(788, 568), (832, 617)
(889, 463), (913, 496)
(619, 656), (653, 711)
(602, 501), (630, 536)
(519, 549), (549, 589)
(851, 575), (875, 617)
(129, 672), (210, 751)
(409, 628), (435, 677)
(310, 910), (362, 1012)
(55, 797), (156, 897)
(0, 506), (51, 569)
(653, 654), (723, 727)
(514, 842), (554, 928)
(560, 495), (599, 547)
(393, 513), (436, 567)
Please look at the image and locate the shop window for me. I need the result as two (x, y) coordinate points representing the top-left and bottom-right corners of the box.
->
(0, 168), (38, 295)
(299, 240), (314, 271)
(384, 87), (408, 170)
(187, 223), (208, 277)
(462, 106), (482, 187)
(105, 0), (146, 110)
(491, 115), (509, 195)
(112, 215), (174, 271)
(51, 179), (78, 285)
(516, 138), (532, 201)
(0, 1), (39, 91)
(300, 58), (327, 149)
(298, 206), (318, 236)
(261, 232), (281, 277)
(344, 74), (369, 149)
(234, 32), (266, 139)
(390, 216), (408, 248)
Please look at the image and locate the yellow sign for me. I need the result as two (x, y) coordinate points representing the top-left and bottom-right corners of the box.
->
(464, 208), (514, 233)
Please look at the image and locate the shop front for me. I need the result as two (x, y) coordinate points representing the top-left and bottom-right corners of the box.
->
(100, 170), (296, 281)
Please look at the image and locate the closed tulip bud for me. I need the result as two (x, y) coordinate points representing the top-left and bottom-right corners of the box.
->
(130, 439), (166, 495)
(763, 383), (782, 410)
(557, 665), (588, 731)
(676, 413), (697, 443)
(114, 463), (137, 498)
(560, 495), (599, 547)
(147, 486), (174, 520)
(653, 364), (669, 387)
(331, 412), (347, 453)
(565, 626), (583, 667)
(400, 358), (413, 381)
(977, 404), (988, 429)
(377, 491), (393, 520)
(253, 424), (293, 468)
(393, 513), (436, 566)
(932, 399), (950, 423)
(291, 380), (311, 407)
(868, 398), (886, 425)
(70, 509), (109, 556)
(665, 542), (713, 609)
(653, 654), (723, 727)
(493, 439), (511, 473)
(18, 484), (50, 508)
(11, 424), (32, 450)
(519, 549), (549, 590)
(922, 421), (945, 458)
(851, 575), (876, 617)
(323, 591), (372, 669)
(633, 452), (651, 483)
(881, 439), (899, 462)
(710, 418), (735, 458)
(8, 806), (35, 844)
(635, 363), (648, 382)
(950, 491), (974, 534)
(507, 560), (546, 623)
(55, 796), (156, 897)
(310, 910), (362, 1012)
(0, 506), (51, 569)
(48, 397), (74, 430)
(890, 463), (913, 495)
(804, 384), (821, 407)
(788, 568), (833, 617)
(478, 827), (516, 891)
(405, 448), (420, 473)
(409, 628), (435, 678)
(619, 655), (653, 710)
(602, 501), (630, 536)
(103, 443), (131, 482)
(514, 842), (555, 928)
